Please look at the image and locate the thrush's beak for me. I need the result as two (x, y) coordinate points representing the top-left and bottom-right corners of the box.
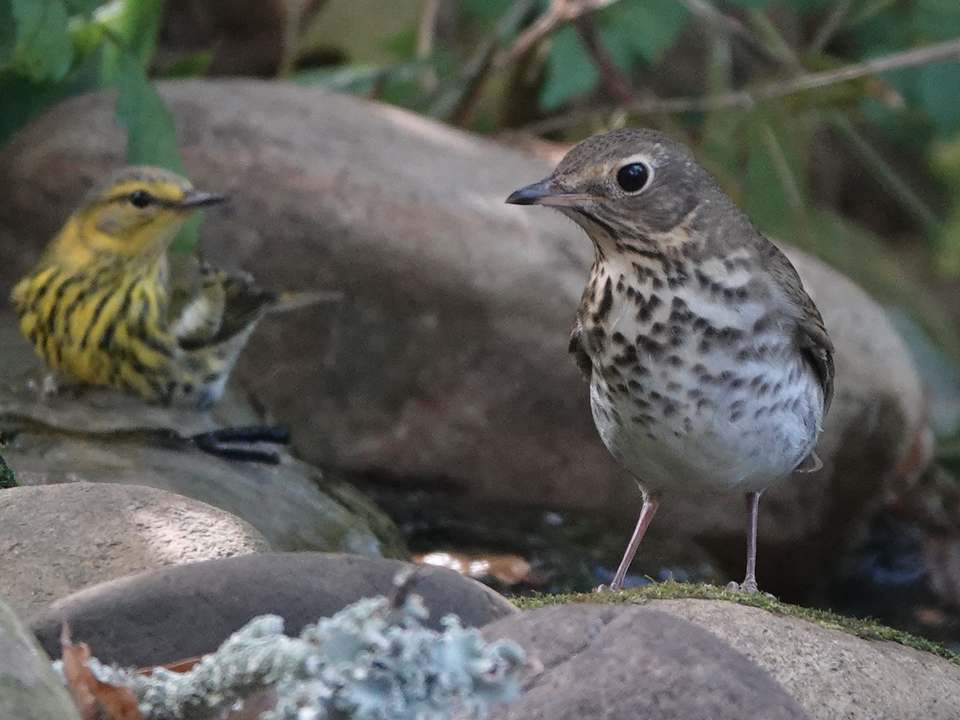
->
(178, 190), (228, 209)
(506, 178), (593, 207)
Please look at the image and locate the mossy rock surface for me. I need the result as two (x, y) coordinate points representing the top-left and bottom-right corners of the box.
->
(514, 581), (958, 663)
(508, 582), (960, 720)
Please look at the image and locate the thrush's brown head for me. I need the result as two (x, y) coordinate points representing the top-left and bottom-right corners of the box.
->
(506, 129), (749, 256)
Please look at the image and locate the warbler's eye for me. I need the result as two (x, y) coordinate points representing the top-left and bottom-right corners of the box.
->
(128, 190), (153, 208)
(616, 162), (651, 193)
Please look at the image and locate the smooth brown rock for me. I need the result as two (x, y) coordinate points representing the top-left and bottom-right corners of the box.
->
(0, 482), (269, 619)
(478, 604), (810, 720)
(0, 81), (927, 597)
(645, 598), (960, 720)
(31, 552), (518, 668)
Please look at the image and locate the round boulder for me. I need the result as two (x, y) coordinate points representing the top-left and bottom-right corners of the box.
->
(479, 604), (810, 720)
(0, 482), (269, 619)
(31, 552), (518, 668)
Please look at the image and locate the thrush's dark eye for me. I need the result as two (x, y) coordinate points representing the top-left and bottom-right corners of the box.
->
(128, 190), (153, 208)
(616, 162), (651, 193)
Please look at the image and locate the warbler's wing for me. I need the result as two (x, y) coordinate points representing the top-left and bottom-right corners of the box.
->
(167, 255), (228, 346)
(168, 254), (341, 350)
(191, 278), (339, 347)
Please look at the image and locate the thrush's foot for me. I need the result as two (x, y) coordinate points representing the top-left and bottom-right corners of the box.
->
(725, 579), (759, 595)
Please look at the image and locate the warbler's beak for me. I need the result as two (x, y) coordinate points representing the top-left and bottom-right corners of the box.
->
(506, 178), (593, 207)
(178, 191), (228, 209)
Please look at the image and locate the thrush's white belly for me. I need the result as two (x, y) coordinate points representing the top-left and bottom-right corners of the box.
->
(588, 284), (824, 495)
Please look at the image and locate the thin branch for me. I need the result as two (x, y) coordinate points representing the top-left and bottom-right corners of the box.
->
(417, 0), (441, 59)
(809, 0), (855, 54)
(573, 13), (641, 107)
(827, 111), (944, 233)
(523, 37), (960, 134)
(494, 0), (616, 69)
(681, 0), (791, 68)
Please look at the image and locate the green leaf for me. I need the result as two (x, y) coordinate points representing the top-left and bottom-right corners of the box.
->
(111, 36), (198, 255)
(911, 0), (960, 43)
(461, 0), (525, 28)
(381, 26), (417, 60)
(114, 49), (182, 170)
(722, 0), (778, 8)
(917, 62), (960, 136)
(597, 0), (689, 65)
(99, 0), (166, 66)
(0, 2), (16, 68)
(9, 0), (73, 80)
(97, 0), (166, 82)
(157, 49), (214, 79)
(539, 23), (598, 111)
(789, 0), (836, 13)
(0, 72), (70, 146)
(743, 110), (811, 241)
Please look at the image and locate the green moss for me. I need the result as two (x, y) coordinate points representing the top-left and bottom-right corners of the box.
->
(512, 580), (959, 665)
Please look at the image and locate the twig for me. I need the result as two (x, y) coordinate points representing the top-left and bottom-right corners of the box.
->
(573, 13), (640, 106)
(494, 0), (617, 69)
(681, 0), (790, 68)
(827, 111), (944, 233)
(809, 0), (855, 54)
(417, 0), (441, 59)
(523, 37), (960, 133)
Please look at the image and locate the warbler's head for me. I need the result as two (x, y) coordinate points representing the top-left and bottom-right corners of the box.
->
(65, 166), (225, 261)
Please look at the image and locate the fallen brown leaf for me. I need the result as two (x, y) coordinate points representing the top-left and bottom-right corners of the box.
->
(61, 623), (144, 720)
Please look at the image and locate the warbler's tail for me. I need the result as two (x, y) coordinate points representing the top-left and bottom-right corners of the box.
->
(271, 289), (344, 312)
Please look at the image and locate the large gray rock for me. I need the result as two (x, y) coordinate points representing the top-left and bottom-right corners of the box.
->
(31, 552), (518, 668)
(479, 604), (810, 720)
(0, 81), (927, 596)
(0, 482), (270, 619)
(645, 599), (960, 720)
(0, 593), (81, 720)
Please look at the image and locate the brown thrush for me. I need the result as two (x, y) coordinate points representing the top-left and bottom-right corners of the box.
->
(506, 129), (834, 593)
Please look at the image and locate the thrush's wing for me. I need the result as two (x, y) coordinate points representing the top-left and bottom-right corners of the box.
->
(760, 241), (835, 416)
(569, 324), (593, 380)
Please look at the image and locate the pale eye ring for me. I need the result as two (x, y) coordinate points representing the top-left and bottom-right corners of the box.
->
(616, 162), (651, 193)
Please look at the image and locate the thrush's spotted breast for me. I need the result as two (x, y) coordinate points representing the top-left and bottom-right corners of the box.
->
(11, 166), (334, 408)
(507, 129), (834, 593)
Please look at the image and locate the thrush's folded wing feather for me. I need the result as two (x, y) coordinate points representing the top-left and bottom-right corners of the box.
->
(569, 324), (593, 380)
(760, 241), (835, 416)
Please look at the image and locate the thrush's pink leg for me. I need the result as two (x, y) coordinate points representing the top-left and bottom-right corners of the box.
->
(741, 490), (762, 594)
(610, 492), (661, 592)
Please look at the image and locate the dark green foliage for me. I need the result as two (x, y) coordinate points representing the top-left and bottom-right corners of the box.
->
(0, 0), (196, 249)
(0, 454), (17, 489)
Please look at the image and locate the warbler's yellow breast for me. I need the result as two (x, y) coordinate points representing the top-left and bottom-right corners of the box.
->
(10, 167), (251, 407)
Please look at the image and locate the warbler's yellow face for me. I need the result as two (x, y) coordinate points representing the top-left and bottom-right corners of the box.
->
(70, 167), (225, 260)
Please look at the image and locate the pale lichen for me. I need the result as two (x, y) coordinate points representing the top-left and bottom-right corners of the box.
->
(59, 577), (525, 720)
